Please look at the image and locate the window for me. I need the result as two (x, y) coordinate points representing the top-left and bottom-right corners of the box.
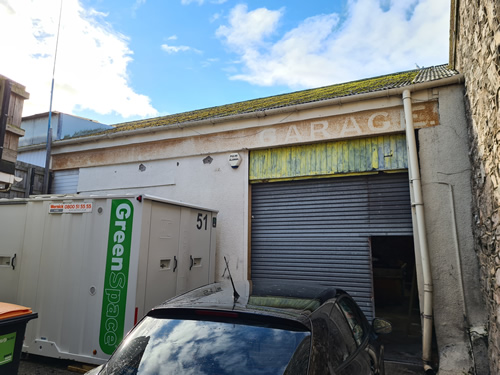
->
(310, 302), (357, 373)
(105, 316), (311, 375)
(337, 297), (366, 346)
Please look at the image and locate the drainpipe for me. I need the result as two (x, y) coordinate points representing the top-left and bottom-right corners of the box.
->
(402, 89), (435, 374)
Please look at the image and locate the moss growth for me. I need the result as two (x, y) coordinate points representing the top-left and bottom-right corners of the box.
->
(63, 128), (110, 139)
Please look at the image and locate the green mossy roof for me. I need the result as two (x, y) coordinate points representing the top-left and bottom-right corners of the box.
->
(88, 64), (458, 137)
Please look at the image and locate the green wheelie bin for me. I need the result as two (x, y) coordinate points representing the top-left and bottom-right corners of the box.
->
(0, 303), (38, 374)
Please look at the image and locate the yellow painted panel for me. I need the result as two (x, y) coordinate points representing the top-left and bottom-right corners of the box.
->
(249, 134), (408, 181)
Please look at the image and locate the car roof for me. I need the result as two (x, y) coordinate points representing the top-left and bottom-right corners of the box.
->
(149, 279), (343, 323)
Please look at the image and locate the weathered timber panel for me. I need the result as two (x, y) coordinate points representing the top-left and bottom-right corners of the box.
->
(0, 76), (28, 169)
(249, 134), (407, 181)
(0, 161), (44, 198)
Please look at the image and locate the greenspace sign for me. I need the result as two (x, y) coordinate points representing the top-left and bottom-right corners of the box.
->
(0, 332), (16, 366)
(99, 199), (134, 355)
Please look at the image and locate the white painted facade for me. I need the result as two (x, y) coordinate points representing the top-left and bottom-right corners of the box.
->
(76, 152), (249, 281)
(37, 74), (487, 373)
(49, 85), (449, 285)
(52, 91), (436, 281)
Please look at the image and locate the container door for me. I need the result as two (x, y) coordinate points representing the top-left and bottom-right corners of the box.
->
(144, 202), (181, 312)
(176, 208), (213, 294)
(0, 203), (27, 303)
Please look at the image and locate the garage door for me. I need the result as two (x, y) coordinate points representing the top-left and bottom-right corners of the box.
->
(250, 173), (412, 319)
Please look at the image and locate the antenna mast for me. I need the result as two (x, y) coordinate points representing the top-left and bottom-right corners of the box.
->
(43, 0), (63, 194)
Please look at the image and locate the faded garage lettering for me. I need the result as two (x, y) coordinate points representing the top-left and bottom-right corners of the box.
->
(257, 104), (437, 146)
(51, 102), (438, 170)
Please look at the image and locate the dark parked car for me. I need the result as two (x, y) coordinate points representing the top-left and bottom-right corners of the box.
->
(86, 280), (391, 375)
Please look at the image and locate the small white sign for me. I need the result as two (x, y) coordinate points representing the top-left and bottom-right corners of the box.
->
(228, 153), (242, 168)
(49, 202), (93, 214)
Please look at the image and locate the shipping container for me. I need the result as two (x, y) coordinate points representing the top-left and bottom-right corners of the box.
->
(0, 194), (217, 364)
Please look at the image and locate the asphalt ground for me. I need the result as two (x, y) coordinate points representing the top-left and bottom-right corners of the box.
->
(18, 355), (96, 375)
(385, 360), (426, 374)
(17, 355), (426, 374)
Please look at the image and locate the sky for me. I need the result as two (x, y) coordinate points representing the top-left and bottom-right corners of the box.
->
(0, 0), (450, 126)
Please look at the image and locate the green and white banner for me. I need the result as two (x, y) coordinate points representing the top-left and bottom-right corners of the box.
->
(99, 199), (134, 355)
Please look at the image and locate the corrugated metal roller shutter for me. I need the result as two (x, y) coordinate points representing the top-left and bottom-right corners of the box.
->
(50, 169), (79, 194)
(251, 173), (412, 319)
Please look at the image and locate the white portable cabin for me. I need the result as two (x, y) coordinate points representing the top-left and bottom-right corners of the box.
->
(0, 194), (217, 364)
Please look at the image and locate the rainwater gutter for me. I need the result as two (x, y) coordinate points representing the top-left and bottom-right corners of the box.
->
(50, 74), (464, 150)
(402, 89), (435, 374)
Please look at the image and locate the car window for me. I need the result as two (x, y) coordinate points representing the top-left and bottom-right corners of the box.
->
(310, 302), (357, 374)
(328, 303), (357, 355)
(337, 297), (366, 346)
(103, 316), (311, 375)
(284, 335), (311, 375)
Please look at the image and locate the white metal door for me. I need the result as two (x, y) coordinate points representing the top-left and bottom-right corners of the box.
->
(176, 208), (213, 294)
(144, 202), (181, 312)
(0, 203), (27, 303)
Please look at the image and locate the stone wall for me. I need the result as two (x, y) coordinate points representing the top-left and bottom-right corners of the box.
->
(454, 0), (500, 373)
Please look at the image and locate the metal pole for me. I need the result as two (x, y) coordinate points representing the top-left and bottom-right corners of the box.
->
(43, 0), (63, 194)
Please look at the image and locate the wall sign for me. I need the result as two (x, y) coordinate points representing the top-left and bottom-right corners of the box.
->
(49, 203), (93, 214)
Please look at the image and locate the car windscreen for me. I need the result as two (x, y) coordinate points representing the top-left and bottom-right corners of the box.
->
(103, 315), (311, 375)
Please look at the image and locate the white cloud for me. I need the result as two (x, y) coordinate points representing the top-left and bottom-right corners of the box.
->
(181, 0), (226, 5)
(132, 0), (147, 13)
(201, 57), (219, 67)
(216, 0), (450, 88)
(0, 0), (157, 121)
(168, 35), (178, 40)
(161, 44), (201, 54)
(210, 12), (222, 22)
(181, 0), (204, 5)
(216, 5), (283, 51)
(181, 0), (227, 5)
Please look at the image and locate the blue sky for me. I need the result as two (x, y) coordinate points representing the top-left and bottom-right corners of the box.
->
(0, 0), (450, 125)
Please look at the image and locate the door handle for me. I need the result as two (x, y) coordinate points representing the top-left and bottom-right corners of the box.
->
(190, 255), (194, 270)
(173, 256), (177, 272)
(11, 253), (16, 270)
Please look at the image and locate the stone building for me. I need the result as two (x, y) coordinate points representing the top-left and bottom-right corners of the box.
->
(450, 0), (500, 373)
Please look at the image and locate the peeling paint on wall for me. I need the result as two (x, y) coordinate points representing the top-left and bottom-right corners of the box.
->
(52, 102), (438, 171)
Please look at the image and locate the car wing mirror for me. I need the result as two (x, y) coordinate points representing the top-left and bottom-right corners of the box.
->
(372, 318), (392, 334)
